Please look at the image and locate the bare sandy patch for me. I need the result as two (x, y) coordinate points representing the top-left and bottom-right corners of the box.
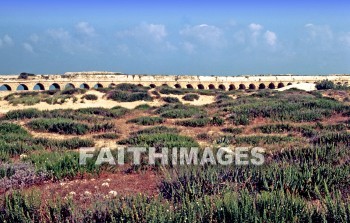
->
(0, 90), (216, 114)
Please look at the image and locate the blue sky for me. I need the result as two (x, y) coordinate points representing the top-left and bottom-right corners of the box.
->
(0, 0), (349, 75)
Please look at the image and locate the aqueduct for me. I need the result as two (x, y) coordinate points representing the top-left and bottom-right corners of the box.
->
(0, 72), (349, 92)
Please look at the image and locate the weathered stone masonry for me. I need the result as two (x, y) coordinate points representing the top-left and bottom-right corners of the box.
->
(0, 72), (349, 91)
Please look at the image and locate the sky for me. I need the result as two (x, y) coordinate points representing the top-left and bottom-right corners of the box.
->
(0, 0), (349, 75)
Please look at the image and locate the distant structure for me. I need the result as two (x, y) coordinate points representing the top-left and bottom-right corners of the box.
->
(0, 71), (349, 91)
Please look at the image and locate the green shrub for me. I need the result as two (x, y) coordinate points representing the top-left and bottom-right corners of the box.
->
(176, 118), (210, 127)
(4, 109), (42, 120)
(182, 94), (200, 101)
(221, 127), (243, 134)
(27, 151), (99, 180)
(82, 94), (98, 100)
(135, 126), (179, 135)
(134, 104), (152, 110)
(162, 96), (180, 103)
(127, 116), (164, 126)
(27, 118), (90, 135)
(107, 90), (152, 102)
(316, 80), (335, 90)
(93, 133), (119, 139)
(119, 133), (199, 148)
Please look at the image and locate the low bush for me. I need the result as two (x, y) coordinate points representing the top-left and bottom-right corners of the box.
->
(135, 126), (179, 135)
(27, 118), (90, 135)
(107, 90), (152, 102)
(82, 94), (98, 100)
(27, 151), (99, 180)
(156, 104), (206, 119)
(162, 96), (180, 103)
(4, 108), (42, 120)
(176, 118), (210, 127)
(119, 133), (199, 148)
(221, 127), (243, 134)
(316, 80), (335, 90)
(127, 116), (164, 126)
(93, 133), (119, 139)
(182, 94), (200, 101)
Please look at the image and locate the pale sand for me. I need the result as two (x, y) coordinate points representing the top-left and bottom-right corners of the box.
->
(277, 83), (316, 92)
(0, 90), (216, 114)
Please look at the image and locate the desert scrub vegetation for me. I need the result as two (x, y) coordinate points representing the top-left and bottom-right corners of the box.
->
(0, 123), (43, 161)
(221, 127), (243, 134)
(4, 107), (128, 121)
(221, 90), (350, 124)
(155, 103), (206, 119)
(27, 118), (115, 135)
(81, 93), (98, 100)
(127, 116), (164, 126)
(3, 89), (86, 106)
(119, 133), (199, 148)
(162, 96), (180, 103)
(106, 83), (152, 102)
(26, 151), (100, 180)
(182, 93), (200, 101)
(175, 116), (224, 127)
(133, 126), (180, 135)
(0, 122), (95, 161)
(2, 188), (350, 222)
(93, 133), (119, 139)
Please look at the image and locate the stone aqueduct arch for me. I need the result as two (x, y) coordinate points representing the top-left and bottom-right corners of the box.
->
(0, 73), (349, 92)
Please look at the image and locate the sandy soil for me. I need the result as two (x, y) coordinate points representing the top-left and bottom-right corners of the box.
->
(0, 90), (216, 114)
(277, 83), (316, 92)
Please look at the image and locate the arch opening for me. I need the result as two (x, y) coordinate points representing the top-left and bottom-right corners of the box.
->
(80, 83), (90, 90)
(17, 84), (29, 91)
(33, 83), (45, 91)
(150, 84), (156, 88)
(109, 83), (116, 88)
(0, 84), (12, 91)
(197, 84), (204, 90)
(94, 83), (104, 89)
(239, 84), (246, 90)
(162, 84), (168, 87)
(249, 84), (256, 90)
(49, 83), (61, 91)
(287, 83), (292, 86)
(268, 83), (276, 89)
(208, 84), (215, 90)
(229, 84), (236, 91)
(258, 83), (266, 89)
(218, 84), (226, 90)
(174, 84), (181, 89)
(65, 83), (75, 90)
(277, 83), (285, 88)
(337, 82), (342, 85)
(137, 84), (144, 87)
(186, 84), (194, 89)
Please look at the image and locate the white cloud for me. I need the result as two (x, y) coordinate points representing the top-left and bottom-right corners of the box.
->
(116, 23), (175, 52)
(30, 34), (39, 43)
(182, 41), (195, 54)
(47, 28), (96, 53)
(23, 43), (34, 53)
(248, 23), (264, 45)
(264, 31), (277, 46)
(0, 34), (14, 48)
(76, 22), (96, 36)
(118, 23), (167, 42)
(47, 28), (71, 40)
(340, 32), (350, 47)
(249, 23), (263, 32)
(179, 24), (224, 48)
(304, 23), (333, 40)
